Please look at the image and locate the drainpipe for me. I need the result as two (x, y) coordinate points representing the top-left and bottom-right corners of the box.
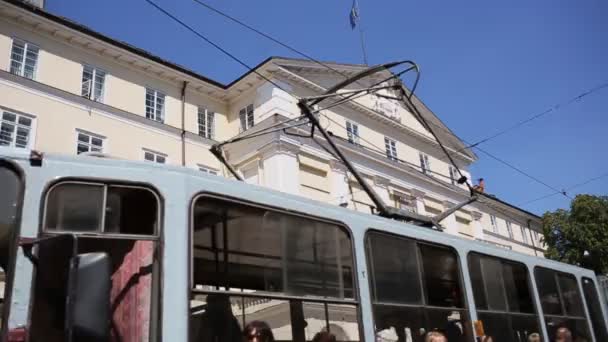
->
(181, 81), (188, 167)
(528, 219), (538, 257)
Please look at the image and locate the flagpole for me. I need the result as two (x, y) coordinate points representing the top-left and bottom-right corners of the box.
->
(353, 0), (368, 65)
(358, 22), (368, 65)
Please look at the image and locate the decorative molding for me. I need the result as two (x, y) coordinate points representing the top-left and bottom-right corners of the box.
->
(483, 230), (545, 251)
(373, 175), (391, 187)
(410, 188), (426, 199)
(471, 211), (483, 221)
(329, 159), (347, 173)
(443, 200), (456, 208)
(258, 139), (300, 158)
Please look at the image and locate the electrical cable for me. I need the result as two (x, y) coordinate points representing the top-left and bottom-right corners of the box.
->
(520, 171), (608, 206)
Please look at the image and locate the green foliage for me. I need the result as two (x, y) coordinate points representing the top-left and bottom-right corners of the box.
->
(542, 194), (608, 274)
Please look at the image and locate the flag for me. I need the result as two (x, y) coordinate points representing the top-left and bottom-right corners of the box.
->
(349, 0), (359, 29)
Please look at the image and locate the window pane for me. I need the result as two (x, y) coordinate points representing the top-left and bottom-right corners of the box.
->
(479, 256), (507, 311)
(45, 183), (104, 232)
(478, 312), (541, 342)
(104, 186), (158, 235)
(0, 166), (21, 321)
(78, 133), (89, 143)
(192, 197), (355, 299)
(544, 317), (590, 342)
(557, 274), (584, 317)
(582, 278), (608, 341)
(419, 244), (464, 308)
(373, 305), (424, 341)
(534, 267), (562, 315)
(468, 254), (488, 310)
(144, 152), (154, 161)
(156, 155), (165, 164)
(425, 308), (470, 342)
(15, 127), (29, 148)
(502, 262), (535, 313)
(0, 123), (14, 146)
(367, 232), (422, 304)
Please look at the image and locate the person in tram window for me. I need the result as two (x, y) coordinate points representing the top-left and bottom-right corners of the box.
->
(425, 330), (447, 342)
(243, 320), (275, 342)
(312, 331), (337, 342)
(527, 332), (541, 342)
(555, 326), (573, 342)
(193, 293), (241, 342)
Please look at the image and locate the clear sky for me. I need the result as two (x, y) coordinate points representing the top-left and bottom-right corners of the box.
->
(46, 0), (608, 216)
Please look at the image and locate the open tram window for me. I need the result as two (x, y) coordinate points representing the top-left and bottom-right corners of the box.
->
(468, 253), (541, 342)
(190, 196), (360, 342)
(33, 181), (162, 342)
(365, 231), (472, 342)
(534, 267), (591, 341)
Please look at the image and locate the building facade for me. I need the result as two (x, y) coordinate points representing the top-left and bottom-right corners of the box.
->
(0, 0), (544, 256)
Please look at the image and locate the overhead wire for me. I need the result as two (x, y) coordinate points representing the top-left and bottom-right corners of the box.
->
(520, 171), (608, 206)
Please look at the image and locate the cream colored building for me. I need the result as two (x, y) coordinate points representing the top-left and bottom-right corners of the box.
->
(0, 0), (544, 256)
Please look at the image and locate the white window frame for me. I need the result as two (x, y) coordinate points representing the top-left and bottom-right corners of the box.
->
(449, 166), (457, 185)
(490, 215), (498, 233)
(76, 129), (105, 154)
(0, 109), (36, 149)
(9, 38), (39, 79)
(506, 221), (514, 239)
(419, 153), (431, 174)
(143, 149), (167, 164)
(198, 164), (219, 176)
(81, 64), (106, 101)
(145, 88), (165, 122)
(197, 107), (215, 139)
(239, 104), (254, 132)
(346, 120), (359, 144)
(384, 137), (398, 161)
(521, 226), (529, 244)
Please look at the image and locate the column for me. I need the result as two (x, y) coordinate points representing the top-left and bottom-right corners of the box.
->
(471, 211), (484, 240)
(441, 200), (458, 235)
(259, 140), (300, 195)
(373, 175), (392, 207)
(410, 189), (427, 216)
(329, 160), (349, 206)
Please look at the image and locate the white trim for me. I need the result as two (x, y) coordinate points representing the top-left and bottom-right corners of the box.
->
(0, 107), (36, 149)
(9, 36), (39, 80)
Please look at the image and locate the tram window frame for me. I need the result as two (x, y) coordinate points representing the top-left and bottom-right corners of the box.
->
(467, 253), (542, 341)
(189, 194), (362, 342)
(0, 160), (25, 339)
(36, 179), (164, 341)
(534, 267), (591, 341)
(365, 230), (472, 342)
(581, 277), (608, 341)
(42, 180), (161, 238)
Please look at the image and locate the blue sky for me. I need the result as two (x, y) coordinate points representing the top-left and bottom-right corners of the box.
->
(46, 0), (608, 215)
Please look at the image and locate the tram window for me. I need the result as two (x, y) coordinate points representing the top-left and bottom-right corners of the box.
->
(534, 267), (591, 341)
(367, 232), (421, 304)
(46, 183), (104, 232)
(191, 196), (359, 342)
(582, 277), (608, 341)
(468, 253), (540, 342)
(45, 182), (158, 235)
(366, 231), (471, 342)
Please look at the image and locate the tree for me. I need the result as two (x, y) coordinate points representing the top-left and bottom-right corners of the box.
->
(542, 194), (608, 274)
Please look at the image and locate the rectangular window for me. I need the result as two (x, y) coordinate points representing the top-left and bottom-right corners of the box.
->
(198, 165), (218, 176)
(39, 181), (161, 341)
(143, 150), (166, 164)
(81, 65), (106, 101)
(76, 131), (104, 154)
(449, 166), (457, 185)
(346, 120), (359, 144)
(521, 226), (529, 244)
(239, 104), (254, 131)
(506, 221), (514, 239)
(145, 88), (165, 122)
(0, 110), (33, 148)
(197, 107), (215, 139)
(582, 277), (608, 341)
(534, 267), (591, 341)
(190, 196), (359, 341)
(384, 137), (397, 161)
(490, 215), (498, 233)
(468, 253), (541, 341)
(366, 231), (470, 342)
(419, 152), (431, 174)
(10, 38), (39, 79)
